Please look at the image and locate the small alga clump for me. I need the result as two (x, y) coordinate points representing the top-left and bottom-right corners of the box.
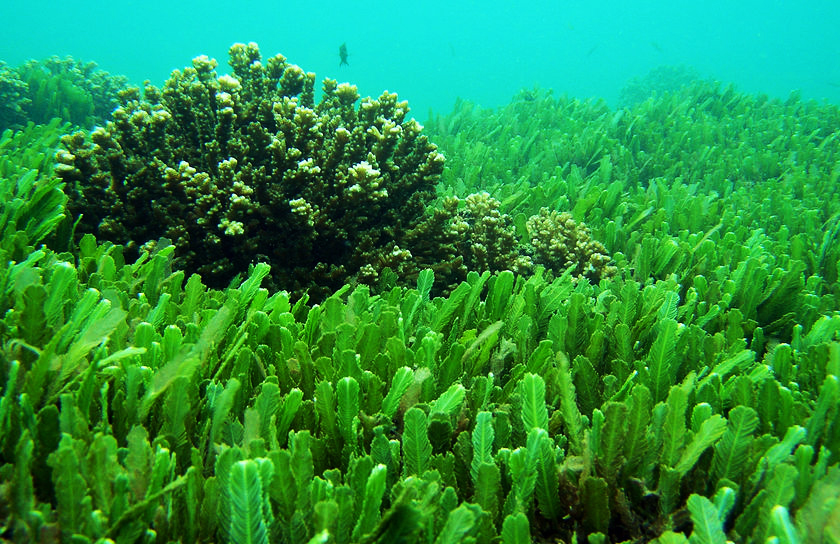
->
(448, 192), (532, 275)
(526, 208), (615, 282)
(55, 42), (444, 299)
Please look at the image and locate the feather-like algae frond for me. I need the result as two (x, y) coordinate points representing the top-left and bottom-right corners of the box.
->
(403, 407), (432, 477)
(228, 459), (270, 544)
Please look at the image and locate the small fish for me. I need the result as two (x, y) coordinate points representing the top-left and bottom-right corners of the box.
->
(339, 42), (349, 67)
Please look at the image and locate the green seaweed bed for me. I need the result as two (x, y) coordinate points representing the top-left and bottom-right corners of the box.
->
(1, 46), (839, 544)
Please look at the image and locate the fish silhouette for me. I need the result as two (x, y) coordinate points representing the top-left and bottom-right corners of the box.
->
(339, 43), (349, 67)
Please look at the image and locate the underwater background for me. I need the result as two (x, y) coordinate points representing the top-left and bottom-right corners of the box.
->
(2, 0), (839, 117)
(4, 0), (840, 543)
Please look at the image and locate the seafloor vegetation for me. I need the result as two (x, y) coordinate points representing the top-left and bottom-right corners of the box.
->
(1, 44), (839, 544)
(0, 56), (127, 133)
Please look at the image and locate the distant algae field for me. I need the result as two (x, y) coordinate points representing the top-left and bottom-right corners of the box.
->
(1, 42), (839, 543)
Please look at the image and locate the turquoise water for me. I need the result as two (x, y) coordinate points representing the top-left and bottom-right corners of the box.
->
(2, 0), (839, 118)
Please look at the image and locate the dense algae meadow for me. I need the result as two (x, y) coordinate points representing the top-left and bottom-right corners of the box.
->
(1, 44), (839, 543)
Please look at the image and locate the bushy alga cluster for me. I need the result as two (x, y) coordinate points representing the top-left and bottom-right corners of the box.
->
(443, 192), (531, 276)
(525, 207), (615, 282)
(55, 43), (613, 298)
(56, 42), (446, 299)
(414, 191), (614, 288)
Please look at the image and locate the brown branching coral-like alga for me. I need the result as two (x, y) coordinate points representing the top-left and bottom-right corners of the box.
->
(55, 42), (444, 300)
